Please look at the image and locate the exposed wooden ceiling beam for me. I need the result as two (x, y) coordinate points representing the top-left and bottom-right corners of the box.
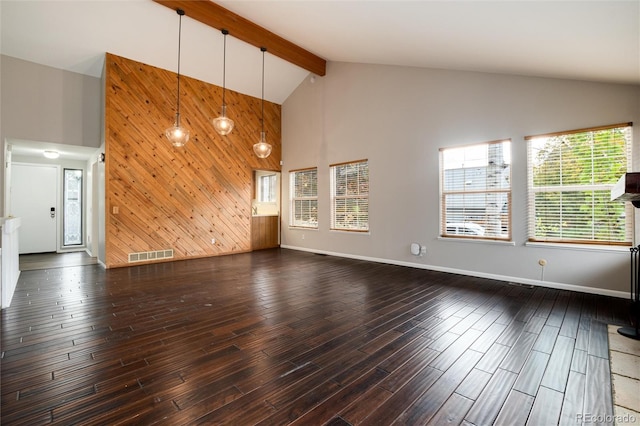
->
(153, 0), (326, 76)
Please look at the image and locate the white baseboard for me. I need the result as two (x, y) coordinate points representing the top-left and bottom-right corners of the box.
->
(280, 245), (629, 299)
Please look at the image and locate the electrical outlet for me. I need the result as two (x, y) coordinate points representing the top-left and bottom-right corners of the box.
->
(302, 234), (305, 240)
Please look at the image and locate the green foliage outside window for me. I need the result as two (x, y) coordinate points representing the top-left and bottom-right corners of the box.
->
(331, 161), (369, 231)
(529, 125), (631, 244)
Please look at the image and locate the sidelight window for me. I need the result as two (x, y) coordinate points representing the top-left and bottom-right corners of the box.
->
(63, 169), (83, 246)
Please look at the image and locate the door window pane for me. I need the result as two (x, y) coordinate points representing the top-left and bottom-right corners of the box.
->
(64, 169), (83, 246)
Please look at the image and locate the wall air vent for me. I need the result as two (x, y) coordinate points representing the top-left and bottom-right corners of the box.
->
(128, 249), (174, 263)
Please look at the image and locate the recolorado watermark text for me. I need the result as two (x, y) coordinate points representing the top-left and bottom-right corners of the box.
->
(577, 413), (638, 423)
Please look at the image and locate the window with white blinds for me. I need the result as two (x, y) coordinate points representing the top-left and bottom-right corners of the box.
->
(526, 123), (633, 245)
(330, 160), (369, 231)
(290, 168), (318, 228)
(440, 140), (512, 240)
(259, 174), (277, 203)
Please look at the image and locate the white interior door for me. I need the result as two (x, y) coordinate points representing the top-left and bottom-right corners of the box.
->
(11, 163), (58, 254)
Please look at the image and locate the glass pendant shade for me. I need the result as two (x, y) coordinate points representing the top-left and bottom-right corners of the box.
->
(212, 105), (234, 135)
(165, 114), (190, 147)
(253, 131), (272, 158)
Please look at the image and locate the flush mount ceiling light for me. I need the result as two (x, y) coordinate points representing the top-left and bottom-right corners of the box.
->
(212, 29), (234, 136)
(253, 47), (272, 159)
(165, 8), (190, 147)
(43, 150), (59, 159)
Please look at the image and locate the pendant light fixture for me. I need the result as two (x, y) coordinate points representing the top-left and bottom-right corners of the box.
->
(165, 8), (190, 147)
(212, 29), (234, 136)
(253, 47), (272, 159)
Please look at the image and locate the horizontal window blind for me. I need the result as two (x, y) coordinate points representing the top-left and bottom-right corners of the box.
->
(331, 160), (369, 231)
(290, 168), (318, 228)
(440, 140), (511, 240)
(526, 123), (632, 245)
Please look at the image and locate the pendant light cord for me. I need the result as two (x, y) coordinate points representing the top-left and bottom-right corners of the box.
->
(222, 30), (228, 107)
(176, 9), (184, 123)
(261, 47), (266, 133)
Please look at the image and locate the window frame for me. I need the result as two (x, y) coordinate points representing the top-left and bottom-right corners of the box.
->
(63, 168), (83, 246)
(525, 122), (633, 246)
(330, 159), (369, 232)
(439, 139), (512, 241)
(289, 167), (318, 229)
(258, 173), (277, 203)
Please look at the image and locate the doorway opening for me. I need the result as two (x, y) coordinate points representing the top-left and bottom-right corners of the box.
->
(251, 170), (281, 250)
(4, 139), (100, 255)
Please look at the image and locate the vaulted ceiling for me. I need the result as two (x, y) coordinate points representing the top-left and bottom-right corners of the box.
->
(1, 0), (638, 106)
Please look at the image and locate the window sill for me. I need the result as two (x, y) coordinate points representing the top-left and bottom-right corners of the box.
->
(438, 237), (515, 246)
(525, 241), (631, 253)
(330, 229), (371, 235)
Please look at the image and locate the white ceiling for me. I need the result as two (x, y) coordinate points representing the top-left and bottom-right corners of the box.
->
(8, 139), (100, 161)
(1, 0), (639, 107)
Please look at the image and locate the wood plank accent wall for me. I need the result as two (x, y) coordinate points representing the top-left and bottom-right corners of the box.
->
(104, 53), (281, 268)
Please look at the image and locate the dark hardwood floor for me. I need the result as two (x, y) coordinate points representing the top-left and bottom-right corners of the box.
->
(1, 248), (629, 425)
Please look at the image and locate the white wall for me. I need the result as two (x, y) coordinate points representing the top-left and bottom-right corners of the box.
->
(281, 61), (640, 296)
(0, 55), (102, 215)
